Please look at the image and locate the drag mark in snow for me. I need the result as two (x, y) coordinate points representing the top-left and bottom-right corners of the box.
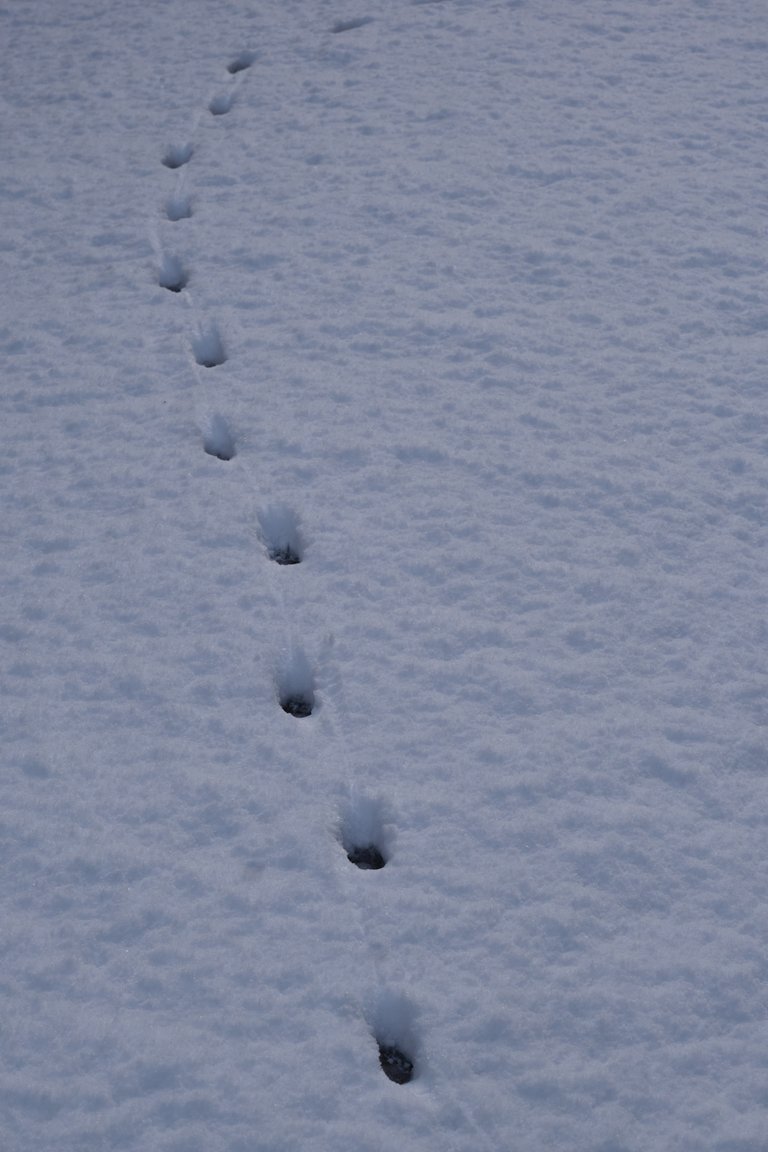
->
(257, 504), (304, 565)
(158, 253), (188, 293)
(162, 143), (193, 170)
(330, 17), (374, 33)
(192, 325), (226, 368)
(202, 414), (236, 461)
(166, 193), (192, 221)
(227, 51), (256, 74)
(209, 92), (234, 117)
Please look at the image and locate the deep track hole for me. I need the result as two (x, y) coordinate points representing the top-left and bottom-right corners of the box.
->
(280, 694), (313, 718)
(347, 844), (386, 870)
(378, 1043), (414, 1085)
(257, 505), (304, 566)
(270, 545), (301, 566)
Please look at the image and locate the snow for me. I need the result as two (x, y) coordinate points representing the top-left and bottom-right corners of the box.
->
(1, 0), (767, 1149)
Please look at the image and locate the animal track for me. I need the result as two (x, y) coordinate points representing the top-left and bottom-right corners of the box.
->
(340, 794), (390, 869)
(209, 92), (234, 116)
(166, 193), (192, 221)
(158, 253), (188, 293)
(202, 414), (236, 461)
(192, 325), (226, 368)
(258, 504), (303, 565)
(227, 51), (256, 74)
(331, 16), (374, 33)
(277, 648), (315, 718)
(369, 992), (418, 1085)
(162, 143), (193, 169)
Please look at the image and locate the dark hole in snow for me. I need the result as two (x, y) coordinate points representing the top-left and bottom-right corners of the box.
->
(281, 695), (313, 718)
(269, 545), (301, 566)
(378, 1044), (413, 1084)
(347, 844), (385, 870)
(205, 445), (234, 461)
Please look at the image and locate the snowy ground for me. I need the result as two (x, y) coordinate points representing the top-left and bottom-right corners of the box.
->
(2, 1), (767, 1149)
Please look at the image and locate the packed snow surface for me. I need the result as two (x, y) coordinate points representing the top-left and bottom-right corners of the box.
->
(2, 1), (767, 1149)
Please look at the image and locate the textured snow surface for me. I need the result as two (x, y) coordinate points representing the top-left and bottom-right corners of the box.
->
(2, 0), (767, 1149)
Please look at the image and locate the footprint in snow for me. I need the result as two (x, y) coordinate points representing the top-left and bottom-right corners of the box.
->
(162, 143), (193, 170)
(258, 504), (304, 565)
(202, 414), (236, 461)
(277, 648), (315, 718)
(340, 794), (390, 870)
(209, 92), (234, 116)
(158, 253), (188, 293)
(369, 992), (418, 1085)
(166, 193), (192, 221)
(227, 51), (256, 74)
(192, 325), (226, 368)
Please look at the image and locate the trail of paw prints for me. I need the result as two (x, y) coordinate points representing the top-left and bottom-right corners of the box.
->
(155, 47), (257, 372)
(338, 796), (421, 1085)
(152, 33), (419, 1103)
